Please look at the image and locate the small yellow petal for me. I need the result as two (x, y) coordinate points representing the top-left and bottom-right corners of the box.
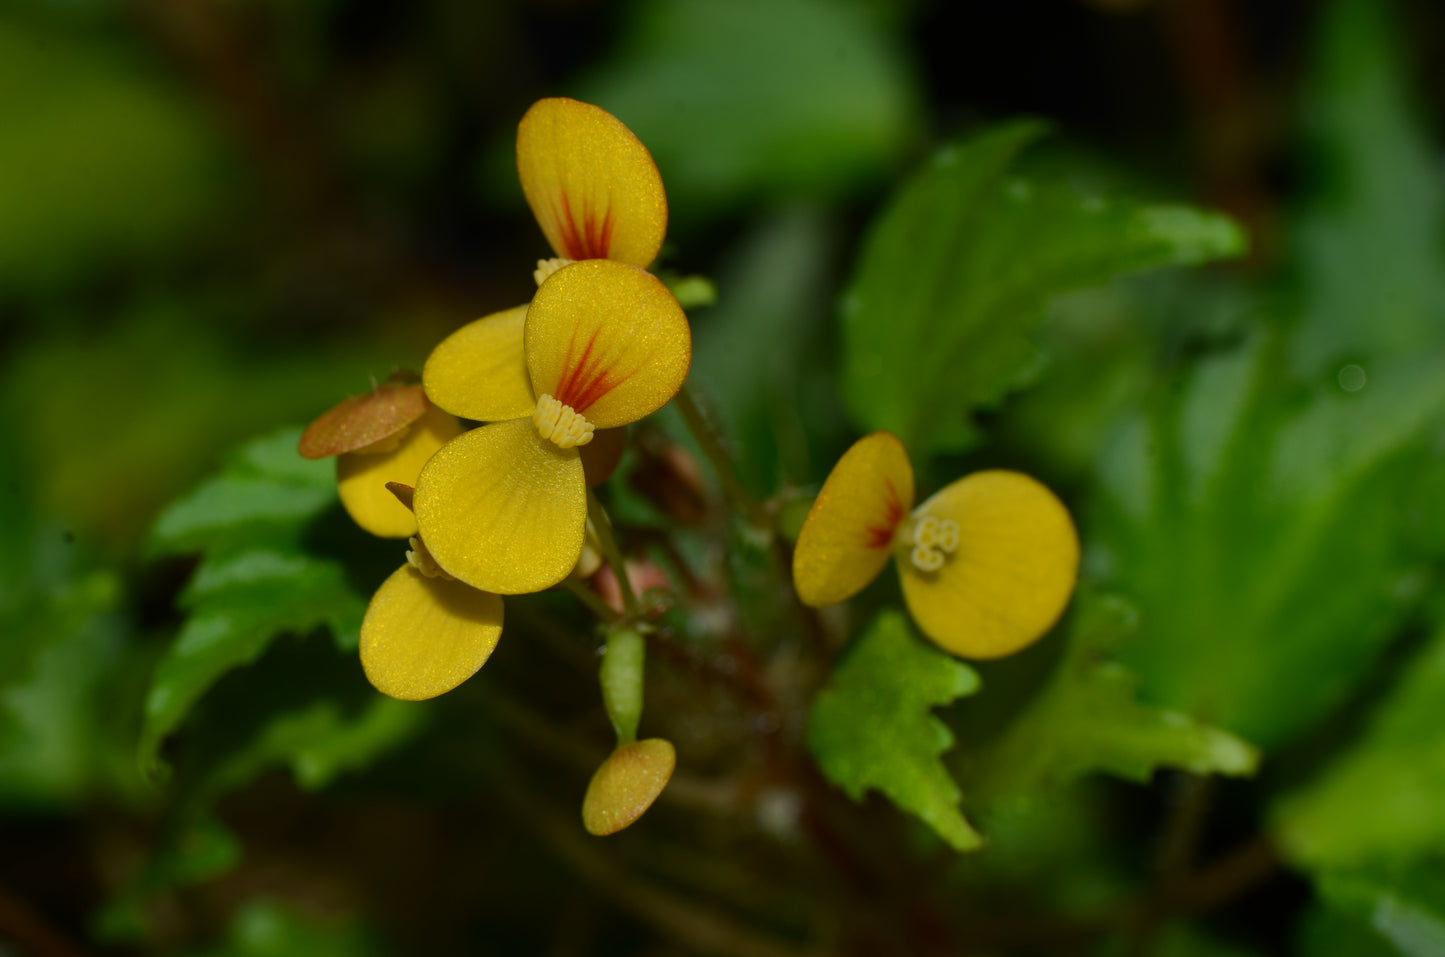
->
(525, 260), (691, 429)
(422, 304), (535, 422)
(517, 97), (666, 268)
(414, 417), (588, 595)
(360, 564), (503, 701)
(337, 403), (463, 538)
(899, 470), (1079, 660)
(582, 738), (676, 836)
(793, 431), (915, 606)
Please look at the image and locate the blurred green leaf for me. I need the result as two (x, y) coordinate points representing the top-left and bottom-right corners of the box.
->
(1309, 864), (1445, 957)
(1297, 903), (1400, 957)
(1096, 331), (1445, 748)
(971, 593), (1257, 804)
(1271, 623), (1445, 871)
(579, 0), (917, 219)
(841, 122), (1245, 456)
(807, 610), (982, 851)
(0, 17), (228, 291)
(97, 815), (244, 943)
(185, 899), (391, 957)
(690, 206), (845, 495)
(141, 428), (365, 771)
(1290, 0), (1445, 375)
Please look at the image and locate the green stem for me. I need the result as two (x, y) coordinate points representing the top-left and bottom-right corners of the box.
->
(587, 491), (638, 619)
(558, 575), (619, 623)
(674, 382), (769, 530)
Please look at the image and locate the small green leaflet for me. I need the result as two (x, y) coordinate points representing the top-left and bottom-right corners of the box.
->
(807, 610), (982, 851)
(1271, 623), (1445, 872)
(970, 594), (1257, 804)
(841, 121), (1244, 456)
(141, 428), (366, 772)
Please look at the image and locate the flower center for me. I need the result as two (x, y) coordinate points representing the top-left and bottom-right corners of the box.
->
(534, 257), (574, 286)
(908, 514), (960, 572)
(533, 393), (595, 449)
(406, 536), (454, 580)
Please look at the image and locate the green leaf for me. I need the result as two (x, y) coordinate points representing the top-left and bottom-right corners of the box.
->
(971, 594), (1257, 803)
(1290, 0), (1445, 374)
(0, 19), (226, 293)
(141, 428), (366, 771)
(1309, 864), (1445, 957)
(1271, 624), (1445, 871)
(807, 610), (982, 851)
(578, 0), (917, 219)
(841, 122), (1245, 456)
(1096, 331), (1445, 748)
(184, 899), (391, 957)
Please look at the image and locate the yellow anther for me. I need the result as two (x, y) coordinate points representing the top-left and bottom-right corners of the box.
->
(907, 513), (960, 572)
(534, 257), (575, 286)
(533, 393), (595, 449)
(911, 544), (944, 572)
(406, 537), (455, 580)
(936, 519), (960, 553)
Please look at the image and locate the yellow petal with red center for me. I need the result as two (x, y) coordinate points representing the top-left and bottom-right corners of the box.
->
(793, 431), (915, 607)
(899, 470), (1079, 660)
(413, 417), (587, 594)
(360, 564), (503, 701)
(422, 304), (535, 422)
(516, 97), (666, 267)
(525, 260), (690, 429)
(337, 403), (463, 538)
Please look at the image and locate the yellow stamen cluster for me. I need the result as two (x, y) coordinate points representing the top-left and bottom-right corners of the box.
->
(534, 257), (575, 286)
(533, 393), (596, 449)
(909, 514), (960, 572)
(406, 536), (455, 580)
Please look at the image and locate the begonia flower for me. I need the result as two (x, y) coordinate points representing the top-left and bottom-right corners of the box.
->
(415, 259), (691, 596)
(793, 431), (1079, 659)
(298, 377), (462, 538)
(422, 96), (667, 430)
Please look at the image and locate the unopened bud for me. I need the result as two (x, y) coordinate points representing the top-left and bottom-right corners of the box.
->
(582, 738), (676, 836)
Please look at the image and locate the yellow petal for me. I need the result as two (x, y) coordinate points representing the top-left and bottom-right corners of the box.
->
(413, 417), (587, 594)
(337, 403), (463, 538)
(516, 97), (666, 267)
(899, 470), (1079, 660)
(422, 304), (536, 422)
(525, 260), (690, 429)
(793, 431), (915, 606)
(360, 564), (503, 701)
(582, 738), (676, 836)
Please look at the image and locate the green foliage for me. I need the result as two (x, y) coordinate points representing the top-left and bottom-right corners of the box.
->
(1306, 864), (1445, 957)
(841, 122), (1245, 456)
(579, 0), (917, 218)
(807, 610), (982, 851)
(0, 16), (227, 292)
(970, 594), (1257, 804)
(184, 900), (391, 957)
(1271, 624), (1445, 871)
(1092, 0), (1445, 752)
(141, 428), (366, 771)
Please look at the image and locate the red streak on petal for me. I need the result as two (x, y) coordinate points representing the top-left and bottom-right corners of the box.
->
(862, 478), (904, 549)
(555, 192), (613, 260)
(556, 327), (628, 414)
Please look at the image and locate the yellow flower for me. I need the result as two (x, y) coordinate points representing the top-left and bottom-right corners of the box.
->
(415, 259), (691, 595)
(297, 377), (462, 538)
(792, 431), (1079, 659)
(423, 96), (667, 427)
